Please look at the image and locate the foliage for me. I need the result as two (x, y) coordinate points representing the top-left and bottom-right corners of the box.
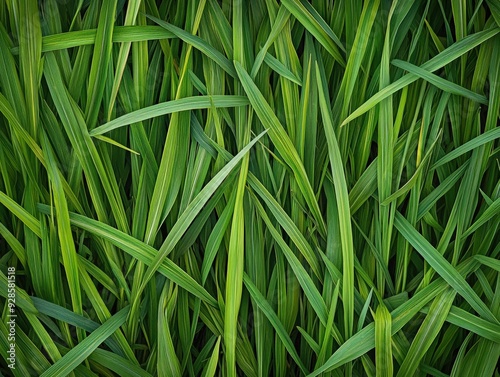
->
(0, 0), (499, 376)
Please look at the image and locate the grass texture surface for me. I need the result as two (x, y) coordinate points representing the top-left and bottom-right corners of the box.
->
(0, 0), (499, 376)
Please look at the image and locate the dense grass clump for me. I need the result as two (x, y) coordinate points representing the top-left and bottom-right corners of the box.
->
(0, 0), (499, 376)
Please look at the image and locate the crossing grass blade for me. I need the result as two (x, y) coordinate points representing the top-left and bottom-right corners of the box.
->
(0, 190), (41, 237)
(40, 307), (129, 377)
(31, 296), (123, 355)
(252, 195), (328, 325)
(243, 274), (309, 375)
(281, 0), (345, 66)
(134, 130), (265, 301)
(148, 15), (237, 78)
(342, 27), (500, 125)
(251, 5), (291, 78)
(421, 304), (500, 343)
(248, 174), (322, 279)
(462, 197), (500, 237)
(263, 52), (302, 85)
(391, 59), (488, 104)
(202, 337), (221, 377)
(36, 203), (218, 307)
(41, 133), (84, 337)
(308, 258), (480, 375)
(396, 289), (456, 377)
(234, 60), (327, 237)
(394, 212), (498, 324)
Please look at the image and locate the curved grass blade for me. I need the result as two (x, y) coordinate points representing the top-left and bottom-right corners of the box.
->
(31, 296), (123, 356)
(134, 130), (267, 309)
(89, 349), (152, 377)
(396, 289), (456, 377)
(475, 255), (500, 273)
(147, 15), (237, 78)
(0, 190), (41, 237)
(420, 304), (500, 343)
(394, 212), (498, 324)
(392, 59), (488, 104)
(36, 204), (218, 307)
(342, 27), (500, 126)
(431, 127), (500, 169)
(90, 95), (249, 136)
(234, 61), (327, 237)
(11, 26), (174, 54)
(316, 63), (355, 338)
(281, 0), (345, 66)
(202, 337), (221, 377)
(375, 304), (393, 377)
(40, 307), (129, 377)
(243, 274), (309, 375)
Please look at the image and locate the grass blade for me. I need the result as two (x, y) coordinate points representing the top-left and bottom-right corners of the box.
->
(40, 307), (130, 377)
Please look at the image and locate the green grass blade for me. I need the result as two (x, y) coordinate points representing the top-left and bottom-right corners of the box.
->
(40, 306), (129, 377)
(281, 0), (345, 66)
(41, 132), (84, 330)
(397, 289), (456, 377)
(91, 95), (249, 136)
(243, 274), (309, 375)
(157, 287), (182, 377)
(316, 63), (355, 338)
(0, 190), (41, 237)
(147, 15), (237, 78)
(11, 26), (174, 54)
(134, 130), (266, 308)
(84, 0), (116, 129)
(394, 212), (498, 323)
(308, 259), (479, 375)
(432, 127), (500, 169)
(36, 203), (218, 307)
(392, 59), (488, 104)
(202, 337), (221, 377)
(18, 0), (41, 135)
(252, 195), (328, 325)
(375, 304), (393, 377)
(342, 27), (500, 125)
(234, 60), (327, 237)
